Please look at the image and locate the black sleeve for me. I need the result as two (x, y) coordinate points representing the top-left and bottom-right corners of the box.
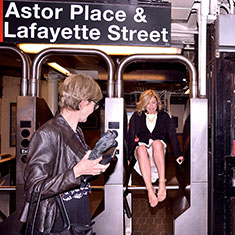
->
(127, 112), (138, 161)
(165, 113), (182, 158)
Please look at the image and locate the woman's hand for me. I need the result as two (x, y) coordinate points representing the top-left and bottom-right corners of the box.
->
(73, 150), (110, 178)
(176, 156), (184, 165)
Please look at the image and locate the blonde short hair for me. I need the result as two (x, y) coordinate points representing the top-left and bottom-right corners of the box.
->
(136, 89), (163, 114)
(59, 74), (103, 111)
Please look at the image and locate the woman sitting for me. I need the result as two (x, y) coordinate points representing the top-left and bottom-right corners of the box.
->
(128, 89), (184, 207)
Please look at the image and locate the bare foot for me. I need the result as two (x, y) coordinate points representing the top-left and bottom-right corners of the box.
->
(147, 186), (158, 207)
(158, 180), (166, 202)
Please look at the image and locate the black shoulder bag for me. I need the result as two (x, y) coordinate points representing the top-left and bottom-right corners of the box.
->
(25, 180), (93, 235)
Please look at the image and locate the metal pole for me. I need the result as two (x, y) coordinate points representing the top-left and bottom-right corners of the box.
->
(47, 72), (58, 115)
(116, 54), (197, 98)
(0, 46), (31, 96)
(31, 48), (115, 97)
(198, 0), (209, 97)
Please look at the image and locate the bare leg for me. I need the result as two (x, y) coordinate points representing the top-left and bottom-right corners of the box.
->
(136, 145), (158, 207)
(152, 140), (166, 202)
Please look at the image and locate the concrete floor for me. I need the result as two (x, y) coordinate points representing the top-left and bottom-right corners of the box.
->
(131, 190), (173, 235)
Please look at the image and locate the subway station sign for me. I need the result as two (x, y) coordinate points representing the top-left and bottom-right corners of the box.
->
(0, 0), (171, 47)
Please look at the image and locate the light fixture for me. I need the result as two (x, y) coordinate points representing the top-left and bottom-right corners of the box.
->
(47, 62), (72, 76)
(17, 43), (182, 55)
(184, 89), (190, 95)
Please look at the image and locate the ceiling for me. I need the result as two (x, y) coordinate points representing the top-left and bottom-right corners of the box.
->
(0, 0), (206, 99)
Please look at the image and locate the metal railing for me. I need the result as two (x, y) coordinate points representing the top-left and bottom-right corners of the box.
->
(30, 48), (115, 97)
(0, 46), (31, 96)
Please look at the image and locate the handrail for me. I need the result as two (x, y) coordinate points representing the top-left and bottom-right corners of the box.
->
(31, 48), (115, 97)
(127, 185), (180, 190)
(0, 186), (16, 191)
(116, 54), (197, 98)
(0, 155), (15, 164)
(90, 185), (181, 190)
(0, 46), (31, 96)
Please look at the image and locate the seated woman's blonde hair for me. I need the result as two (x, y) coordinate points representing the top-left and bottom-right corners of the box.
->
(136, 89), (163, 114)
(59, 74), (103, 111)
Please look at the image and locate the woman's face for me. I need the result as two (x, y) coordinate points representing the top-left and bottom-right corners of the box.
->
(145, 96), (158, 114)
(79, 100), (97, 122)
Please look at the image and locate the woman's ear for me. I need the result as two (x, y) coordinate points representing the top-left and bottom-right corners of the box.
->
(78, 100), (89, 110)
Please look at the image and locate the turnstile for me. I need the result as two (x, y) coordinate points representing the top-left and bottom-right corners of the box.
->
(115, 54), (208, 235)
(0, 46), (208, 235)
(93, 97), (125, 235)
(92, 54), (208, 235)
(12, 47), (116, 235)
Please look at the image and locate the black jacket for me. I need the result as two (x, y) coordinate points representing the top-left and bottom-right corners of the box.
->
(128, 110), (182, 161)
(20, 113), (89, 233)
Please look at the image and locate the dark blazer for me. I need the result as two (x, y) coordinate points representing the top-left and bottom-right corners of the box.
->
(20, 113), (89, 233)
(128, 110), (182, 161)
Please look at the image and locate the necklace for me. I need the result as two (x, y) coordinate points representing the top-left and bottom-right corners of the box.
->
(146, 113), (157, 123)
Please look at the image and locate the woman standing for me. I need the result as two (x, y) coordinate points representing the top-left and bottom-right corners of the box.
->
(128, 90), (184, 207)
(20, 74), (109, 234)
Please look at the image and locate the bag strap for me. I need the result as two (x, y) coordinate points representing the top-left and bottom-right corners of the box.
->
(55, 195), (71, 229)
(25, 182), (38, 234)
(25, 180), (47, 235)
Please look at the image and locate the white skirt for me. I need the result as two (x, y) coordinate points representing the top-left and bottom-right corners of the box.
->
(134, 139), (166, 183)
